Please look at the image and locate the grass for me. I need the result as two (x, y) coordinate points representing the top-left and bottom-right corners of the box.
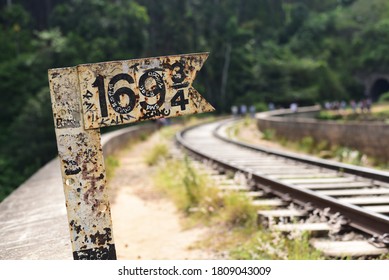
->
(159, 125), (183, 140)
(105, 155), (119, 180)
(144, 143), (169, 166)
(239, 120), (388, 169)
(230, 230), (323, 260)
(154, 156), (259, 228)
(227, 123), (240, 139)
(275, 136), (385, 168)
(277, 136), (373, 167)
(221, 192), (257, 228)
(227, 117), (254, 138)
(155, 157), (223, 215)
(262, 129), (275, 141)
(153, 153), (325, 259)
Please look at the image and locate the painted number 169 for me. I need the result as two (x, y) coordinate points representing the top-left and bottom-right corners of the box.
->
(92, 62), (190, 117)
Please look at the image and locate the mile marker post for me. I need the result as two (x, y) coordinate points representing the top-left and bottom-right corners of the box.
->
(48, 53), (214, 260)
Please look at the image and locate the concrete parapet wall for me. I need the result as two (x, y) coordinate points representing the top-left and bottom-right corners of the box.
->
(0, 124), (155, 260)
(256, 106), (389, 161)
(102, 124), (155, 156)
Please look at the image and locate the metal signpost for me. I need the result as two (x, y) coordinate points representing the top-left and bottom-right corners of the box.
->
(48, 53), (214, 260)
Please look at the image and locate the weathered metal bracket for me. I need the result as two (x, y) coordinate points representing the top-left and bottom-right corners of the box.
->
(78, 53), (213, 129)
(48, 67), (116, 260)
(48, 53), (213, 260)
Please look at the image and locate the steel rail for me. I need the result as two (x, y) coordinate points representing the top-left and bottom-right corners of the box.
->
(176, 119), (389, 238)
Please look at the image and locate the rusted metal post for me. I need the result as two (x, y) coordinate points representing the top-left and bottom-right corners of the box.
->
(48, 53), (214, 260)
(48, 67), (116, 260)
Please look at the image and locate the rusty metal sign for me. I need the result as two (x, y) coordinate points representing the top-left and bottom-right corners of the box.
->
(78, 52), (214, 129)
(48, 53), (213, 260)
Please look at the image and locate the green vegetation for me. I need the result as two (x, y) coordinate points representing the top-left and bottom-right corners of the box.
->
(105, 156), (120, 181)
(2, 0), (389, 200)
(155, 157), (257, 226)
(316, 108), (389, 122)
(154, 155), (325, 259)
(315, 103), (389, 123)
(262, 129), (276, 141)
(155, 158), (222, 216)
(379, 93), (389, 103)
(221, 192), (257, 228)
(144, 143), (169, 166)
(262, 128), (387, 168)
(227, 124), (240, 139)
(262, 131), (369, 166)
(230, 231), (323, 260)
(229, 117), (389, 169)
(316, 111), (344, 121)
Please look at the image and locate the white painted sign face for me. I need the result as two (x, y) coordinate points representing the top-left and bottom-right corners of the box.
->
(48, 53), (214, 260)
(78, 52), (214, 129)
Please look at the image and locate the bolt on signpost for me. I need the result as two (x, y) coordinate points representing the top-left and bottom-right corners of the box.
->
(48, 53), (214, 260)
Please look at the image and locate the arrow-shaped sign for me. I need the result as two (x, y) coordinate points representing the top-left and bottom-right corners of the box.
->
(48, 53), (214, 260)
(78, 52), (213, 129)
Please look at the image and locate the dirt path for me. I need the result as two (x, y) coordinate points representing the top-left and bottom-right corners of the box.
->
(109, 132), (213, 260)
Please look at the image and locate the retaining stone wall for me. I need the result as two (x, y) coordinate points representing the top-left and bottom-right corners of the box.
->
(256, 106), (389, 161)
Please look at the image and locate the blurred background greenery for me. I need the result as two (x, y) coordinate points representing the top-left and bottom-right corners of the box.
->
(1, 0), (388, 200)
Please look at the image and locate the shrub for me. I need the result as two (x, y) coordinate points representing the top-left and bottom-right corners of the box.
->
(221, 192), (257, 228)
(155, 158), (222, 214)
(144, 143), (169, 166)
(105, 156), (119, 180)
(262, 129), (275, 140)
(299, 136), (314, 153)
(378, 91), (389, 103)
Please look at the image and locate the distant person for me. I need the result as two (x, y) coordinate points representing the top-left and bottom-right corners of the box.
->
(290, 102), (298, 113)
(268, 102), (275, 111)
(156, 118), (168, 128)
(240, 104), (247, 116)
(231, 105), (238, 116)
(361, 99), (368, 113)
(249, 105), (256, 118)
(340, 100), (347, 112)
(366, 98), (372, 113)
(324, 101), (331, 110)
(350, 100), (357, 114)
(358, 100), (365, 113)
(332, 101), (339, 111)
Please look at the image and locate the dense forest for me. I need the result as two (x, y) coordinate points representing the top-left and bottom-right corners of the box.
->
(1, 0), (389, 200)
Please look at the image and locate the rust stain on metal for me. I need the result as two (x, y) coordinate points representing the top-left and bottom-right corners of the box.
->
(48, 67), (116, 260)
(77, 52), (214, 129)
(48, 52), (213, 260)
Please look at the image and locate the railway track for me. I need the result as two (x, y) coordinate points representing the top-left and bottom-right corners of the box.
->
(176, 118), (389, 258)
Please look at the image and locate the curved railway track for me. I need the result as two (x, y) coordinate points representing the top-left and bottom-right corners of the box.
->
(176, 118), (389, 258)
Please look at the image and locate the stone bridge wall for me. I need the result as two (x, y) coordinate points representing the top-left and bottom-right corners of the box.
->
(256, 106), (389, 161)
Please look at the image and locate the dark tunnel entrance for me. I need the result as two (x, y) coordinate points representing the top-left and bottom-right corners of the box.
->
(370, 78), (389, 102)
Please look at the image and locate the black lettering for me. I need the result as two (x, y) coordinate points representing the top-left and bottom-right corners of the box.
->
(92, 76), (108, 117)
(171, 61), (186, 83)
(171, 90), (189, 110)
(139, 70), (166, 110)
(108, 73), (137, 114)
